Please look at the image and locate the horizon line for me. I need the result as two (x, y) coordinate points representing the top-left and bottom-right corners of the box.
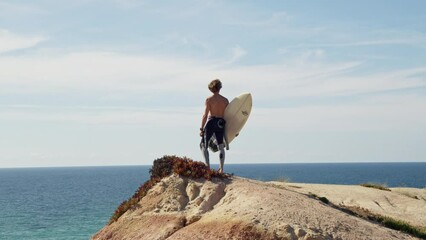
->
(1, 161), (426, 170)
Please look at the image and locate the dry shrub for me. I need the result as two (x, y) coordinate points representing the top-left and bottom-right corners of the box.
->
(109, 155), (229, 224)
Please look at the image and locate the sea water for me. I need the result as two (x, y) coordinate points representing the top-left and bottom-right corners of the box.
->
(0, 162), (425, 240)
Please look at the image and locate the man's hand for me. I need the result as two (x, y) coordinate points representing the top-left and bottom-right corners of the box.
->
(200, 128), (204, 137)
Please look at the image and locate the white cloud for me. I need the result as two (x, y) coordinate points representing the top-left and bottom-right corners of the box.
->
(1, 50), (425, 102)
(223, 45), (247, 65)
(0, 105), (201, 127)
(111, 0), (151, 8)
(313, 38), (426, 48)
(337, 29), (426, 48)
(0, 51), (212, 94)
(157, 34), (212, 55)
(224, 11), (289, 27)
(219, 62), (426, 99)
(280, 30), (426, 57)
(2, 92), (425, 133)
(251, 94), (426, 132)
(0, 29), (46, 54)
(300, 49), (325, 60)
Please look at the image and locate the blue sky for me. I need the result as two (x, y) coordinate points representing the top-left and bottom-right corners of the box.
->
(0, 0), (425, 168)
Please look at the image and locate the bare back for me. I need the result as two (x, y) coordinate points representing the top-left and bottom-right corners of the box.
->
(200, 91), (229, 131)
(206, 94), (229, 117)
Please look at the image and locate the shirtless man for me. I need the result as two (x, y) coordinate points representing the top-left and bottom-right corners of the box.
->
(200, 79), (229, 173)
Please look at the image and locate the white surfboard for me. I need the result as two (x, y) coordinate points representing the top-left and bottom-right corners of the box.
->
(207, 92), (252, 152)
(223, 92), (252, 149)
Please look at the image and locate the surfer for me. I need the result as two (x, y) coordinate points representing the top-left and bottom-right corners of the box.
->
(200, 79), (229, 173)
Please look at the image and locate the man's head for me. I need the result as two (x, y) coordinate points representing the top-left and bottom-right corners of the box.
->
(208, 79), (222, 93)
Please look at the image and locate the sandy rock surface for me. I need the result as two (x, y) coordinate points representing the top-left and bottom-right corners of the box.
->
(271, 182), (426, 228)
(93, 175), (420, 240)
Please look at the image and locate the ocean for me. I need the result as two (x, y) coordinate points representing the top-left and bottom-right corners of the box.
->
(0, 162), (425, 240)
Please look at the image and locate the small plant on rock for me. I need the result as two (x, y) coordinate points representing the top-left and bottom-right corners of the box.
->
(360, 183), (391, 191)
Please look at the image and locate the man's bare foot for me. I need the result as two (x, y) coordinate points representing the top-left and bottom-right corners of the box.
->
(218, 167), (223, 173)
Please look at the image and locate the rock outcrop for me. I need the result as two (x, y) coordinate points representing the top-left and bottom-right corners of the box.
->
(270, 182), (426, 229)
(93, 163), (423, 240)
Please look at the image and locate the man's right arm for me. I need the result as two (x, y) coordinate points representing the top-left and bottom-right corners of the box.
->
(200, 98), (210, 131)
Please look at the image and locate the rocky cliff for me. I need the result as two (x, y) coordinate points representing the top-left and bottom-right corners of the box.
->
(92, 156), (424, 240)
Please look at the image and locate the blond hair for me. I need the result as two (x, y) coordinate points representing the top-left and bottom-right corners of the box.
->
(208, 79), (222, 93)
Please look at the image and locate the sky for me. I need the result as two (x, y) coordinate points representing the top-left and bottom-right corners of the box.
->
(0, 0), (425, 168)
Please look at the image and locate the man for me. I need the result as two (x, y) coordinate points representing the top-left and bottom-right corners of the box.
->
(200, 79), (229, 173)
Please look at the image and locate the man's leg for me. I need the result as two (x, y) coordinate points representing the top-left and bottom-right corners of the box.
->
(201, 130), (213, 168)
(214, 121), (226, 173)
(218, 144), (225, 173)
(200, 141), (210, 167)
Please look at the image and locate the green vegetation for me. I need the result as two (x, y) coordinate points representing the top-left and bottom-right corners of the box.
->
(318, 196), (329, 204)
(340, 206), (426, 239)
(360, 183), (391, 191)
(308, 193), (330, 204)
(109, 155), (229, 224)
(375, 216), (426, 239)
(399, 192), (420, 200)
(308, 193), (318, 198)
